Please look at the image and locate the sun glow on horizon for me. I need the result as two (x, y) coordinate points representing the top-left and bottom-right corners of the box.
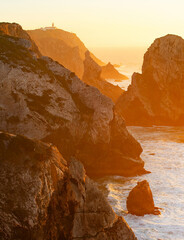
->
(1, 0), (184, 49)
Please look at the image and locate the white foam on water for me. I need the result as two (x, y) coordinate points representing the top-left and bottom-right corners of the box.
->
(98, 126), (184, 240)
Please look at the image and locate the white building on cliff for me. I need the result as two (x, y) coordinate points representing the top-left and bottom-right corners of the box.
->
(41, 23), (56, 31)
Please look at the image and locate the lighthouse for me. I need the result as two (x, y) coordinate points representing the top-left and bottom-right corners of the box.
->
(41, 23), (56, 31)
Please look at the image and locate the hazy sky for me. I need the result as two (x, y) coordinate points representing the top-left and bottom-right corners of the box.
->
(1, 0), (184, 48)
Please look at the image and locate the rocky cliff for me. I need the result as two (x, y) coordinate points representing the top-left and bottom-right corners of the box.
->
(82, 51), (124, 102)
(116, 34), (184, 126)
(27, 28), (127, 94)
(0, 22), (41, 58)
(27, 28), (104, 79)
(0, 22), (146, 177)
(0, 131), (137, 240)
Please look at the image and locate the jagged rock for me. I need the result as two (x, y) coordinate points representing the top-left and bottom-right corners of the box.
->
(0, 131), (137, 240)
(116, 34), (184, 126)
(27, 28), (125, 101)
(101, 62), (128, 81)
(0, 22), (41, 58)
(126, 180), (161, 216)
(0, 22), (146, 177)
(82, 51), (124, 102)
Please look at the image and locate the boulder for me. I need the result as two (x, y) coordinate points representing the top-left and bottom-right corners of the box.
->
(0, 22), (146, 177)
(116, 34), (184, 126)
(126, 180), (161, 216)
(0, 131), (137, 240)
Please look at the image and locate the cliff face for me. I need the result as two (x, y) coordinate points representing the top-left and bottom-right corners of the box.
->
(82, 51), (123, 102)
(0, 22), (145, 177)
(116, 34), (184, 126)
(27, 28), (127, 100)
(0, 132), (137, 240)
(27, 28), (104, 79)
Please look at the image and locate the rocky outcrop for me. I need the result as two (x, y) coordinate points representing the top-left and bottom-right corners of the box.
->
(0, 22), (146, 177)
(101, 62), (128, 81)
(0, 131), (137, 240)
(126, 180), (161, 216)
(27, 28), (104, 79)
(116, 34), (184, 126)
(82, 51), (124, 102)
(0, 22), (41, 58)
(27, 28), (126, 99)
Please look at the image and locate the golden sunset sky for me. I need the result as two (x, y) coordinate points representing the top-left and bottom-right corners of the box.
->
(1, 0), (184, 48)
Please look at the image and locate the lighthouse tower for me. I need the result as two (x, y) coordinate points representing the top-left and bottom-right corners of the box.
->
(52, 23), (54, 28)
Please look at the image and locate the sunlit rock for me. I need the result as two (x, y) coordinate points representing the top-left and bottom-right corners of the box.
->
(0, 22), (146, 177)
(126, 180), (161, 216)
(116, 34), (184, 125)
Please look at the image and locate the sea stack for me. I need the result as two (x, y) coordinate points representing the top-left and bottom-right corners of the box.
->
(126, 180), (161, 216)
(116, 34), (184, 126)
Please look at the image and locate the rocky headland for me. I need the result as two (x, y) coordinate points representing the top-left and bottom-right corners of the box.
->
(27, 27), (127, 101)
(116, 34), (184, 126)
(0, 22), (146, 177)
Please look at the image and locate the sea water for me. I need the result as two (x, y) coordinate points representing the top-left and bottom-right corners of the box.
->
(98, 126), (184, 240)
(93, 48), (184, 239)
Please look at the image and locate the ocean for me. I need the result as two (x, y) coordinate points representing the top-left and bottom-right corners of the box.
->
(92, 47), (184, 240)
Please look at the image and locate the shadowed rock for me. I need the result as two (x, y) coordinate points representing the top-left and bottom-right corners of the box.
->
(0, 131), (137, 240)
(126, 180), (161, 216)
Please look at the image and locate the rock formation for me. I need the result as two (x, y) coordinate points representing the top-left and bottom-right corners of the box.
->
(0, 131), (137, 240)
(116, 34), (184, 126)
(0, 22), (41, 58)
(0, 22), (146, 177)
(27, 28), (126, 101)
(101, 62), (128, 81)
(27, 27), (104, 79)
(82, 51), (124, 102)
(126, 180), (161, 216)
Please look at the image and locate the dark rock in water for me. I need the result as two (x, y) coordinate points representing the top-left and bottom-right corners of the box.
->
(126, 180), (161, 216)
(116, 34), (184, 126)
(0, 131), (137, 240)
(0, 22), (146, 177)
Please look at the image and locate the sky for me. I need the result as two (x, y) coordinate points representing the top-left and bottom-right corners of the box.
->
(1, 0), (184, 48)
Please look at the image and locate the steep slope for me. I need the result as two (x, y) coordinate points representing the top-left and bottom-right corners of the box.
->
(27, 28), (104, 79)
(82, 51), (124, 103)
(0, 22), (146, 177)
(0, 131), (137, 240)
(27, 28), (127, 82)
(116, 34), (184, 126)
